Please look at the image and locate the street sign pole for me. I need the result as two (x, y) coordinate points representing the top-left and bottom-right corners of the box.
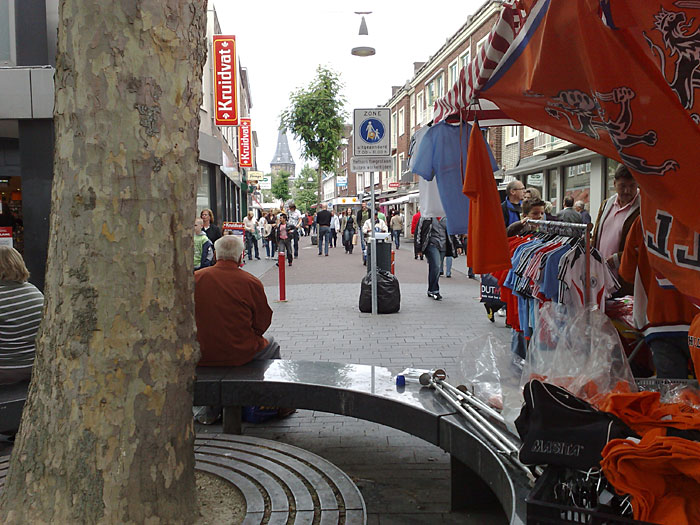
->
(370, 171), (377, 315)
(353, 108), (391, 316)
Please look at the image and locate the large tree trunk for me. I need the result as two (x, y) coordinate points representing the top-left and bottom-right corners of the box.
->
(0, 1), (207, 523)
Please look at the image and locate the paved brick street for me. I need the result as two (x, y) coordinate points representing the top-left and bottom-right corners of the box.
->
(203, 233), (513, 524)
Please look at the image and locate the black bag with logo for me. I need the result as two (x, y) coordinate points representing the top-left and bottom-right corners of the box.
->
(515, 380), (638, 470)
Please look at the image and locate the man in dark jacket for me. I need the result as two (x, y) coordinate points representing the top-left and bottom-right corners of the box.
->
(416, 216), (461, 301)
(501, 180), (525, 226)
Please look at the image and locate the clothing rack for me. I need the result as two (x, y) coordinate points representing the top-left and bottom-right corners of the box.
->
(524, 219), (594, 307)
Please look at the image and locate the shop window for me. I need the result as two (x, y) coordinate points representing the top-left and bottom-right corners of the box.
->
(197, 164), (210, 213)
(0, 0), (15, 66)
(0, 176), (23, 253)
(547, 168), (559, 211)
(525, 172), (544, 201)
(606, 159), (620, 199)
(564, 162), (591, 205)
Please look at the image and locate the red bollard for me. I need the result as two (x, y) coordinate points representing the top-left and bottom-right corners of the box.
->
(278, 251), (286, 302)
(391, 249), (395, 275)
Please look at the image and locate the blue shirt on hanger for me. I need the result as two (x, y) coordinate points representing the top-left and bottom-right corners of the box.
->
(412, 121), (498, 235)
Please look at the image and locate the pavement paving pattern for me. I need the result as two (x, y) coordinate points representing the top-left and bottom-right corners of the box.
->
(217, 234), (513, 524)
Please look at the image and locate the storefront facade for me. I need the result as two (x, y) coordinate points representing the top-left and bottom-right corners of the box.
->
(1, 0), (253, 290)
(505, 146), (620, 217)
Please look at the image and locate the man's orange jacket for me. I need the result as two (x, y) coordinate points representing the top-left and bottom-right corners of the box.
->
(195, 260), (272, 366)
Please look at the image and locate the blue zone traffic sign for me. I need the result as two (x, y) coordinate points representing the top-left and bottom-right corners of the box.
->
(354, 108), (390, 156)
(359, 118), (385, 144)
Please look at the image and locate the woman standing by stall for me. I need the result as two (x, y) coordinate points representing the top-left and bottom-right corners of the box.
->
(263, 212), (277, 259)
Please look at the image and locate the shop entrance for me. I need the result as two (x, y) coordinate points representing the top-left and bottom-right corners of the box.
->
(0, 176), (23, 253)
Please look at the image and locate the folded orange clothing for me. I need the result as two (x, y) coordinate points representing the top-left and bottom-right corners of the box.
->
(596, 391), (700, 435)
(601, 433), (700, 524)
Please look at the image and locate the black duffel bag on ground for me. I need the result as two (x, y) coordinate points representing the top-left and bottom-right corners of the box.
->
(515, 379), (638, 470)
(359, 269), (400, 314)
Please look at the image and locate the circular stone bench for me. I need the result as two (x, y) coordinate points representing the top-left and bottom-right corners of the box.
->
(0, 433), (367, 525)
(195, 360), (530, 524)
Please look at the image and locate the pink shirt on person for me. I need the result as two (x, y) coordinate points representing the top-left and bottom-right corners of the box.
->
(598, 192), (639, 264)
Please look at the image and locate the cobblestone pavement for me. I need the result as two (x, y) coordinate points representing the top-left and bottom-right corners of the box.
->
(202, 233), (513, 524)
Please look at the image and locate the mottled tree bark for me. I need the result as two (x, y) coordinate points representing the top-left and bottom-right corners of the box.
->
(0, 1), (207, 523)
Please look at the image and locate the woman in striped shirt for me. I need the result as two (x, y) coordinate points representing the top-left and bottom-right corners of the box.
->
(0, 246), (44, 385)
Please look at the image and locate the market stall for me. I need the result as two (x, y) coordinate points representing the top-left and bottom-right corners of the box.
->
(412, 1), (700, 523)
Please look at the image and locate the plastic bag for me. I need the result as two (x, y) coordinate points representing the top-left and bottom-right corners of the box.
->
(458, 335), (524, 434)
(359, 269), (400, 314)
(521, 304), (637, 403)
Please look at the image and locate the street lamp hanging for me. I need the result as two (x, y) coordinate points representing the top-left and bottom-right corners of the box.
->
(351, 12), (375, 57)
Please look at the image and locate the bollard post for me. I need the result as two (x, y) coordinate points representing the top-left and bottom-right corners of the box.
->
(391, 249), (395, 275)
(278, 251), (287, 302)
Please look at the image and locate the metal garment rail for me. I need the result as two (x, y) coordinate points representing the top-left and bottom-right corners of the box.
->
(524, 219), (594, 307)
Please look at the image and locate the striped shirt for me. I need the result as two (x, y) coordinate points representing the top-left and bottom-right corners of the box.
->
(0, 281), (44, 370)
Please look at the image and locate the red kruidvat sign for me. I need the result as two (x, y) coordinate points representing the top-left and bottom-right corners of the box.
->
(238, 118), (252, 168)
(213, 35), (238, 126)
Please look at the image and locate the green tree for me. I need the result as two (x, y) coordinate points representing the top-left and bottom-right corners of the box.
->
(271, 170), (291, 203)
(0, 1), (206, 523)
(292, 164), (319, 213)
(281, 66), (347, 204)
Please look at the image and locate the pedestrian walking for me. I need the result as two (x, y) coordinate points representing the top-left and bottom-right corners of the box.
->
(416, 216), (461, 300)
(316, 204), (332, 256)
(274, 214), (294, 266)
(330, 210), (340, 248)
(243, 211), (260, 260)
(362, 214), (388, 266)
(263, 212), (276, 259)
(411, 210), (423, 260)
(356, 203), (371, 263)
(340, 209), (356, 254)
(287, 203), (303, 258)
(389, 211), (403, 250)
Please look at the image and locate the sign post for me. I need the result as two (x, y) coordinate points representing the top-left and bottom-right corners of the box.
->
(353, 108), (391, 315)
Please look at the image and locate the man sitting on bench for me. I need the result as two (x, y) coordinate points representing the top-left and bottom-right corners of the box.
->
(194, 234), (281, 424)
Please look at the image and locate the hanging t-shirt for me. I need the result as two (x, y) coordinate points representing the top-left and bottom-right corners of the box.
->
(409, 127), (445, 217)
(558, 246), (619, 313)
(412, 121), (497, 235)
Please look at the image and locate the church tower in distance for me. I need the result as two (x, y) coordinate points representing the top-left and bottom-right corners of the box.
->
(270, 128), (296, 178)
